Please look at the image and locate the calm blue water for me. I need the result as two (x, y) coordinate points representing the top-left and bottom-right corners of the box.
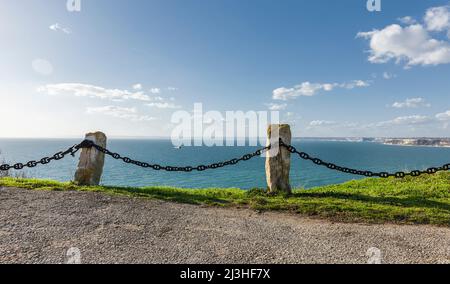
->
(0, 139), (449, 189)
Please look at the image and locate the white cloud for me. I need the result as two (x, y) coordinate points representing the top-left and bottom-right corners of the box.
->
(37, 83), (183, 110)
(309, 110), (450, 133)
(272, 80), (370, 101)
(309, 120), (338, 127)
(398, 16), (417, 25)
(358, 6), (450, 67)
(283, 112), (301, 125)
(382, 72), (396, 79)
(167, 87), (178, 91)
(147, 102), (181, 109)
(306, 120), (357, 131)
(150, 88), (161, 94)
(391, 98), (431, 109)
(32, 59), (53, 76)
(132, 83), (142, 90)
(266, 103), (287, 111)
(424, 6), (450, 32)
(307, 109), (450, 136)
(342, 80), (370, 89)
(151, 96), (165, 102)
(49, 23), (71, 34)
(37, 83), (154, 102)
(436, 110), (450, 121)
(372, 115), (433, 128)
(357, 24), (450, 67)
(86, 106), (156, 121)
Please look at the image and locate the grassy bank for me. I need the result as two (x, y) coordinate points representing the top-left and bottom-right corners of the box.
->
(1, 172), (449, 226)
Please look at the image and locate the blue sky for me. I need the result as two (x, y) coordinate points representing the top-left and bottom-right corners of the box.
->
(0, 0), (449, 138)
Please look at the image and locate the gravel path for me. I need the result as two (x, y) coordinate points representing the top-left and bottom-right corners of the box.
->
(0, 187), (449, 264)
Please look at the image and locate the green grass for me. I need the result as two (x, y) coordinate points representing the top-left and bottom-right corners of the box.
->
(1, 172), (449, 226)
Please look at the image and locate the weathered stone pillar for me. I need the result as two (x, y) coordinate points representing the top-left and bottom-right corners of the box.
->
(265, 124), (292, 194)
(74, 132), (107, 186)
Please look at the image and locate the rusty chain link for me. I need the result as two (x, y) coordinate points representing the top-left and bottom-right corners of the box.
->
(1, 139), (449, 179)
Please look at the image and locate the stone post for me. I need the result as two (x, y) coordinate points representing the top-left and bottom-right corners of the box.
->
(265, 124), (292, 194)
(74, 132), (107, 186)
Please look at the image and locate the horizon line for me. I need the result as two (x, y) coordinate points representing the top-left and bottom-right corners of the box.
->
(0, 136), (449, 140)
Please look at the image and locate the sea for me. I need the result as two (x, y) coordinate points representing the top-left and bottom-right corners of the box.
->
(0, 138), (449, 189)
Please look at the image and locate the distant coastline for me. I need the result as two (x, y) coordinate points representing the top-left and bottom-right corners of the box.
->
(381, 138), (450, 148)
(297, 137), (450, 148)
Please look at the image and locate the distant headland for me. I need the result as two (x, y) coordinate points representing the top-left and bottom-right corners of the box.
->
(381, 138), (450, 148)
(298, 137), (450, 148)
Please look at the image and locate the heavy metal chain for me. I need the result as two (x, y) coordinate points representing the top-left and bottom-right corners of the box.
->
(279, 140), (450, 178)
(0, 141), (87, 172)
(88, 140), (271, 172)
(0, 140), (269, 173)
(1, 139), (449, 178)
